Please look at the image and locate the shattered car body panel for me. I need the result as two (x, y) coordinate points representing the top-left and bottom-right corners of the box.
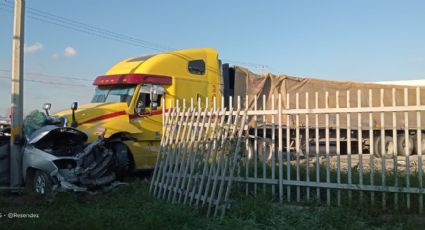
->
(27, 125), (87, 145)
(22, 124), (117, 193)
(0, 116), (10, 139)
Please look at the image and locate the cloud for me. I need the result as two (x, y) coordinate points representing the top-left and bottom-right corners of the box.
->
(51, 46), (77, 60)
(51, 53), (60, 60)
(24, 42), (43, 54)
(64, 47), (77, 57)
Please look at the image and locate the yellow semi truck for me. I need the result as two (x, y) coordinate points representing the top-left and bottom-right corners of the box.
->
(55, 48), (222, 175)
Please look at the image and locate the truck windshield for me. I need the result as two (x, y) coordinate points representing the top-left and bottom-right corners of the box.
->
(91, 86), (135, 104)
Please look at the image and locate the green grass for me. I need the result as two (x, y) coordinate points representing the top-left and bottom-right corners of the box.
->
(239, 160), (425, 212)
(1, 180), (425, 230)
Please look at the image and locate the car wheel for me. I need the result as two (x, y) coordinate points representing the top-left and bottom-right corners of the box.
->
(32, 170), (53, 196)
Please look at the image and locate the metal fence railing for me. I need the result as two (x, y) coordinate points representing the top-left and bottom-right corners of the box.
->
(150, 87), (425, 218)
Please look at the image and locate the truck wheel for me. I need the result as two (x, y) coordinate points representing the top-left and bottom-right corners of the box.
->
(247, 140), (254, 160)
(374, 136), (395, 159)
(246, 139), (270, 161)
(397, 135), (414, 156)
(413, 135), (425, 155)
(30, 170), (53, 197)
(113, 142), (133, 179)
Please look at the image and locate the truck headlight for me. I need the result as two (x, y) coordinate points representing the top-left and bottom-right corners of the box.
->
(94, 126), (106, 136)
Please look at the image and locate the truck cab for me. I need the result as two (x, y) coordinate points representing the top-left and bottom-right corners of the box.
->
(55, 48), (222, 172)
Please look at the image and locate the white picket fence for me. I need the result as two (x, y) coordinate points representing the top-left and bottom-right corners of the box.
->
(150, 87), (425, 218)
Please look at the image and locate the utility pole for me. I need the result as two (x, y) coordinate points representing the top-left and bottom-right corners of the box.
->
(10, 0), (25, 188)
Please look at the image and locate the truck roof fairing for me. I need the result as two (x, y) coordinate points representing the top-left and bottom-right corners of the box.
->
(93, 73), (172, 86)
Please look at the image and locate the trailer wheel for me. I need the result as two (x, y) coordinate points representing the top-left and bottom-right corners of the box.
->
(397, 135), (414, 156)
(113, 142), (133, 179)
(258, 141), (273, 162)
(28, 170), (53, 197)
(247, 140), (254, 160)
(413, 135), (425, 155)
(374, 136), (395, 159)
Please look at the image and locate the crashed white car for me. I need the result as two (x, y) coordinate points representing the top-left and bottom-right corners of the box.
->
(22, 124), (119, 196)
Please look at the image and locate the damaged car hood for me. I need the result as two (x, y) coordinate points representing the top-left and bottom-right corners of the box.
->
(22, 114), (120, 193)
(27, 125), (88, 145)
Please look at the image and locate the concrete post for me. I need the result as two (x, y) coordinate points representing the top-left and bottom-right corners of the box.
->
(10, 0), (25, 187)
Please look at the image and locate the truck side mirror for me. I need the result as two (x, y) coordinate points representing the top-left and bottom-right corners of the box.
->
(71, 102), (78, 128)
(135, 101), (145, 114)
(151, 90), (158, 102)
(43, 103), (51, 116)
(71, 102), (78, 111)
(151, 102), (158, 111)
(150, 89), (158, 111)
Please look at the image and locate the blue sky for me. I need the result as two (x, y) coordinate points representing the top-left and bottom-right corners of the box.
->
(0, 0), (424, 115)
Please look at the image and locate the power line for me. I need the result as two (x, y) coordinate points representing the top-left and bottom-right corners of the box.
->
(0, 2), (269, 69)
(1, 1), (171, 50)
(0, 76), (90, 87)
(24, 5), (173, 51)
(0, 69), (92, 82)
(0, 2), (169, 52)
(0, 8), (158, 50)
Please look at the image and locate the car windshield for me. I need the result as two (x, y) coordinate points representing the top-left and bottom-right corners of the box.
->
(91, 86), (136, 104)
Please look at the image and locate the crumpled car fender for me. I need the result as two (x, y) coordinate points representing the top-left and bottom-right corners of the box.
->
(22, 145), (59, 180)
(21, 112), (124, 194)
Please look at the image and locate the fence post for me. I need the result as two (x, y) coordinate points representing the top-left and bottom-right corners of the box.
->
(336, 91), (341, 206)
(392, 88), (398, 210)
(315, 92), (320, 201)
(380, 89), (386, 209)
(254, 95), (258, 196)
(278, 93), (283, 203)
(286, 93), (291, 203)
(262, 94), (267, 195)
(296, 93), (301, 203)
(357, 90), (364, 203)
(305, 92), (310, 201)
(417, 87), (423, 213)
(272, 94), (276, 196)
(347, 90), (352, 203)
(404, 88), (411, 210)
(325, 91), (330, 206)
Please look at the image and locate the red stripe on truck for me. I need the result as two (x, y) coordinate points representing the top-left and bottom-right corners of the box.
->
(129, 109), (166, 119)
(80, 109), (170, 124)
(80, 111), (127, 124)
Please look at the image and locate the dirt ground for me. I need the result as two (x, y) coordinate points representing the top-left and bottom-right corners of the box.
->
(299, 153), (424, 173)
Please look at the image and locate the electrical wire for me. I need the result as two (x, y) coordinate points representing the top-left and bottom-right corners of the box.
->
(0, 2), (169, 52)
(0, 76), (91, 87)
(0, 69), (92, 82)
(0, 1), (269, 68)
